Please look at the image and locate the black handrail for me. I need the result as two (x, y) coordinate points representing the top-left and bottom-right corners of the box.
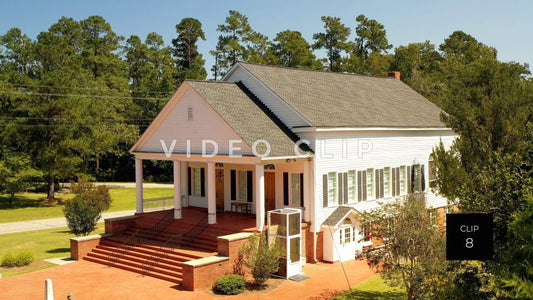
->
(107, 209), (174, 268)
(149, 209), (174, 239)
(141, 214), (209, 276)
(108, 229), (140, 268)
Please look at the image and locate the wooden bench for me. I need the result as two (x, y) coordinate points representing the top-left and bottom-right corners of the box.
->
(230, 201), (251, 215)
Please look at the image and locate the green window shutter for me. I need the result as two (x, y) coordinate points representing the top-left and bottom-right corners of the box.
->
(357, 170), (363, 202)
(188, 167), (192, 196)
(379, 169), (385, 198)
(391, 169), (395, 197)
(283, 172), (289, 205)
(395, 168), (400, 196)
(421, 164), (426, 192)
(323, 174), (328, 207)
(338, 173), (343, 205)
(300, 173), (304, 207)
(362, 170), (367, 201)
(246, 170), (253, 202)
(407, 166), (412, 194)
(343, 172), (348, 204)
(230, 170), (236, 200)
(200, 168), (205, 197)
(374, 169), (381, 199)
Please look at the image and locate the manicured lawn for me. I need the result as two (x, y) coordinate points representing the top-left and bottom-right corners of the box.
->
(332, 275), (407, 300)
(0, 226), (105, 277)
(0, 187), (174, 223)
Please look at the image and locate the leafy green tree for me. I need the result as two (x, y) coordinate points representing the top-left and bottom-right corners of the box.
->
(172, 18), (207, 82)
(240, 233), (281, 286)
(361, 194), (447, 300)
(389, 41), (442, 94)
(269, 30), (320, 69)
(430, 31), (533, 296)
(1, 18), (137, 200)
(353, 14), (392, 58)
(64, 183), (111, 236)
(343, 15), (393, 75)
(80, 15), (126, 87)
(0, 28), (35, 75)
(498, 192), (533, 298)
(0, 147), (42, 206)
(312, 16), (351, 71)
(211, 10), (269, 78)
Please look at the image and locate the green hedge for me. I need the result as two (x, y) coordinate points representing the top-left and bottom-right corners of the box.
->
(1, 251), (34, 268)
(213, 274), (246, 295)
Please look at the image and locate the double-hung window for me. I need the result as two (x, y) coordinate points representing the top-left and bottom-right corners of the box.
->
(366, 168), (374, 200)
(399, 166), (407, 195)
(327, 172), (337, 206)
(290, 173), (302, 206)
(193, 168), (202, 196)
(347, 170), (357, 203)
(383, 167), (391, 197)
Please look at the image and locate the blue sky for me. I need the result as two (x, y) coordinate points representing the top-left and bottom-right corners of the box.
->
(1, 0), (532, 78)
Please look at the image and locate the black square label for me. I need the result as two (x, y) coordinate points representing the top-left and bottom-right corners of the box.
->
(446, 213), (493, 260)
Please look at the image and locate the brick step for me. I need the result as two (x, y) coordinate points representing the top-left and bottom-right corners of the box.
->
(83, 255), (182, 284)
(96, 242), (193, 264)
(86, 251), (182, 278)
(101, 238), (204, 260)
(92, 246), (185, 272)
(111, 231), (217, 253)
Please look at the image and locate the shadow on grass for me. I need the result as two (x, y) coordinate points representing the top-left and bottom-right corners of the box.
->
(331, 290), (406, 300)
(46, 248), (71, 254)
(0, 195), (58, 209)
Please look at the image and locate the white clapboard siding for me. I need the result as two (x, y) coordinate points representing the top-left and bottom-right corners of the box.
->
(138, 88), (253, 156)
(312, 129), (456, 231)
(224, 66), (311, 128)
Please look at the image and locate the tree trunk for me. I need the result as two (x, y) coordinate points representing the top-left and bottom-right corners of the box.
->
(9, 193), (14, 207)
(47, 176), (55, 201)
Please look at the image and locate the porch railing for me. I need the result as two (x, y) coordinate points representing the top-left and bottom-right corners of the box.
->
(143, 196), (174, 212)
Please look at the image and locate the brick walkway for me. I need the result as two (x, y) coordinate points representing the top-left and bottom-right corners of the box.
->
(0, 259), (376, 299)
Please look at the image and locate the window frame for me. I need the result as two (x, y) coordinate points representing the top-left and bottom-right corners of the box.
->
(383, 167), (391, 197)
(238, 170), (248, 201)
(290, 173), (302, 207)
(347, 170), (357, 203)
(366, 168), (375, 200)
(399, 165), (407, 195)
(192, 167), (202, 196)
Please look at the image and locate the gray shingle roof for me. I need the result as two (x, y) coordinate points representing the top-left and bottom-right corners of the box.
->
(187, 80), (307, 157)
(322, 206), (357, 227)
(238, 62), (446, 128)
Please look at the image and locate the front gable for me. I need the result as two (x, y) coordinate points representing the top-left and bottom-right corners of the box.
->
(131, 83), (253, 156)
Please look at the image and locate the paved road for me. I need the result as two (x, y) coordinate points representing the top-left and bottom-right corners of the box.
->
(0, 210), (136, 235)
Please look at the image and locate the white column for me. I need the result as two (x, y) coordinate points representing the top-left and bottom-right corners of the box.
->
(173, 160), (182, 219)
(255, 164), (265, 231)
(183, 162), (189, 207)
(135, 158), (143, 214)
(303, 160), (311, 222)
(207, 161), (216, 224)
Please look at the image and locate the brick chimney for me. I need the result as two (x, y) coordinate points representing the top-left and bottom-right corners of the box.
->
(387, 71), (401, 80)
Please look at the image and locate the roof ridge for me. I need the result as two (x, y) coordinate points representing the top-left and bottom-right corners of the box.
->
(237, 61), (396, 80)
(185, 79), (236, 84)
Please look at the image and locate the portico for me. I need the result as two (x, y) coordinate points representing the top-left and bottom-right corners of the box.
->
(132, 152), (312, 230)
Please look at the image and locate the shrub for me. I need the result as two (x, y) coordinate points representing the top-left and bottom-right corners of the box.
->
(212, 274), (246, 295)
(1, 251), (34, 268)
(64, 182), (112, 236)
(240, 233), (281, 286)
